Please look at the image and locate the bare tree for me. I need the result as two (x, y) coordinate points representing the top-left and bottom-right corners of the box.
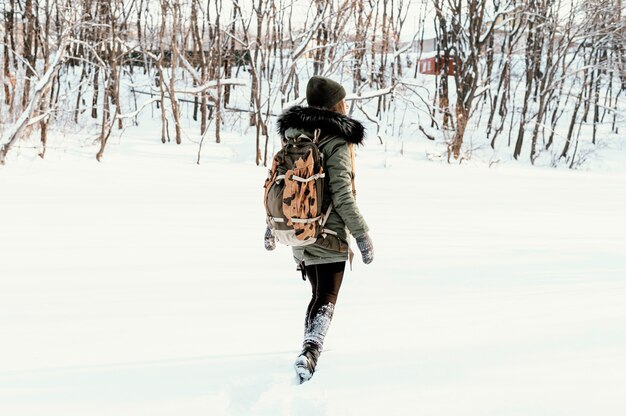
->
(443, 0), (503, 160)
(1, 30), (69, 165)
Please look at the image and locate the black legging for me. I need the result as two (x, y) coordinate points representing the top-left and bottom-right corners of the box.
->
(304, 261), (346, 327)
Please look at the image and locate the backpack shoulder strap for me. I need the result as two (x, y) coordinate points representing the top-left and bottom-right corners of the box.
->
(349, 143), (357, 198)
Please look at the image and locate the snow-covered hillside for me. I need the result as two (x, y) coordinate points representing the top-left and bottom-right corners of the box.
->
(1, 130), (625, 416)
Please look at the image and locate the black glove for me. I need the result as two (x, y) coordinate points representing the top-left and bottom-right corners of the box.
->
(355, 233), (374, 264)
(264, 227), (276, 251)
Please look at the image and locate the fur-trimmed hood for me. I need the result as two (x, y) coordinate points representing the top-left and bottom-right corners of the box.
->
(277, 106), (365, 145)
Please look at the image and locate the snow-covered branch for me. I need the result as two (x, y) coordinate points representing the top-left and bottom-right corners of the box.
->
(176, 79), (248, 94)
(1, 37), (69, 165)
(115, 97), (161, 120)
(346, 87), (394, 101)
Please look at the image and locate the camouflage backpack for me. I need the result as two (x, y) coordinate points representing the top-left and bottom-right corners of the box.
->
(263, 129), (334, 246)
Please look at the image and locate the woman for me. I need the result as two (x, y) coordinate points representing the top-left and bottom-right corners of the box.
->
(264, 76), (374, 383)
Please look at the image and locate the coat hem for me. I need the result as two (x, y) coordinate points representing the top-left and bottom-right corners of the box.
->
(293, 253), (349, 266)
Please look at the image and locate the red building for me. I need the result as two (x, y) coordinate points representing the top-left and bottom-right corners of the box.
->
(418, 54), (456, 76)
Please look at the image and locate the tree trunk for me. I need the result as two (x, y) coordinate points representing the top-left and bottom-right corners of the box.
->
(21, 0), (36, 109)
(169, 0), (182, 144)
(450, 105), (468, 160)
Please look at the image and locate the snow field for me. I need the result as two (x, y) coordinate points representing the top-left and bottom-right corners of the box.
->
(1, 131), (626, 415)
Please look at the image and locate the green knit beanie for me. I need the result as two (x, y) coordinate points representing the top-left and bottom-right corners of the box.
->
(306, 76), (346, 109)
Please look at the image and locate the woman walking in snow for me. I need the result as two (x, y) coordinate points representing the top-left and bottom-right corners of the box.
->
(264, 76), (374, 383)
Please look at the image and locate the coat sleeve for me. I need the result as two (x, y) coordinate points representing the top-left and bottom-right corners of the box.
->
(325, 141), (369, 238)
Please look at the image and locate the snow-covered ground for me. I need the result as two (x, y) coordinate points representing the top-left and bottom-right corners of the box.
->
(1, 128), (626, 416)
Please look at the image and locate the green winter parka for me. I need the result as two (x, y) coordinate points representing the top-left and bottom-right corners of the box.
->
(276, 105), (369, 266)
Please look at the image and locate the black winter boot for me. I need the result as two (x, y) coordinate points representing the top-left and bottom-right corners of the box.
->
(295, 303), (335, 383)
(295, 342), (321, 384)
